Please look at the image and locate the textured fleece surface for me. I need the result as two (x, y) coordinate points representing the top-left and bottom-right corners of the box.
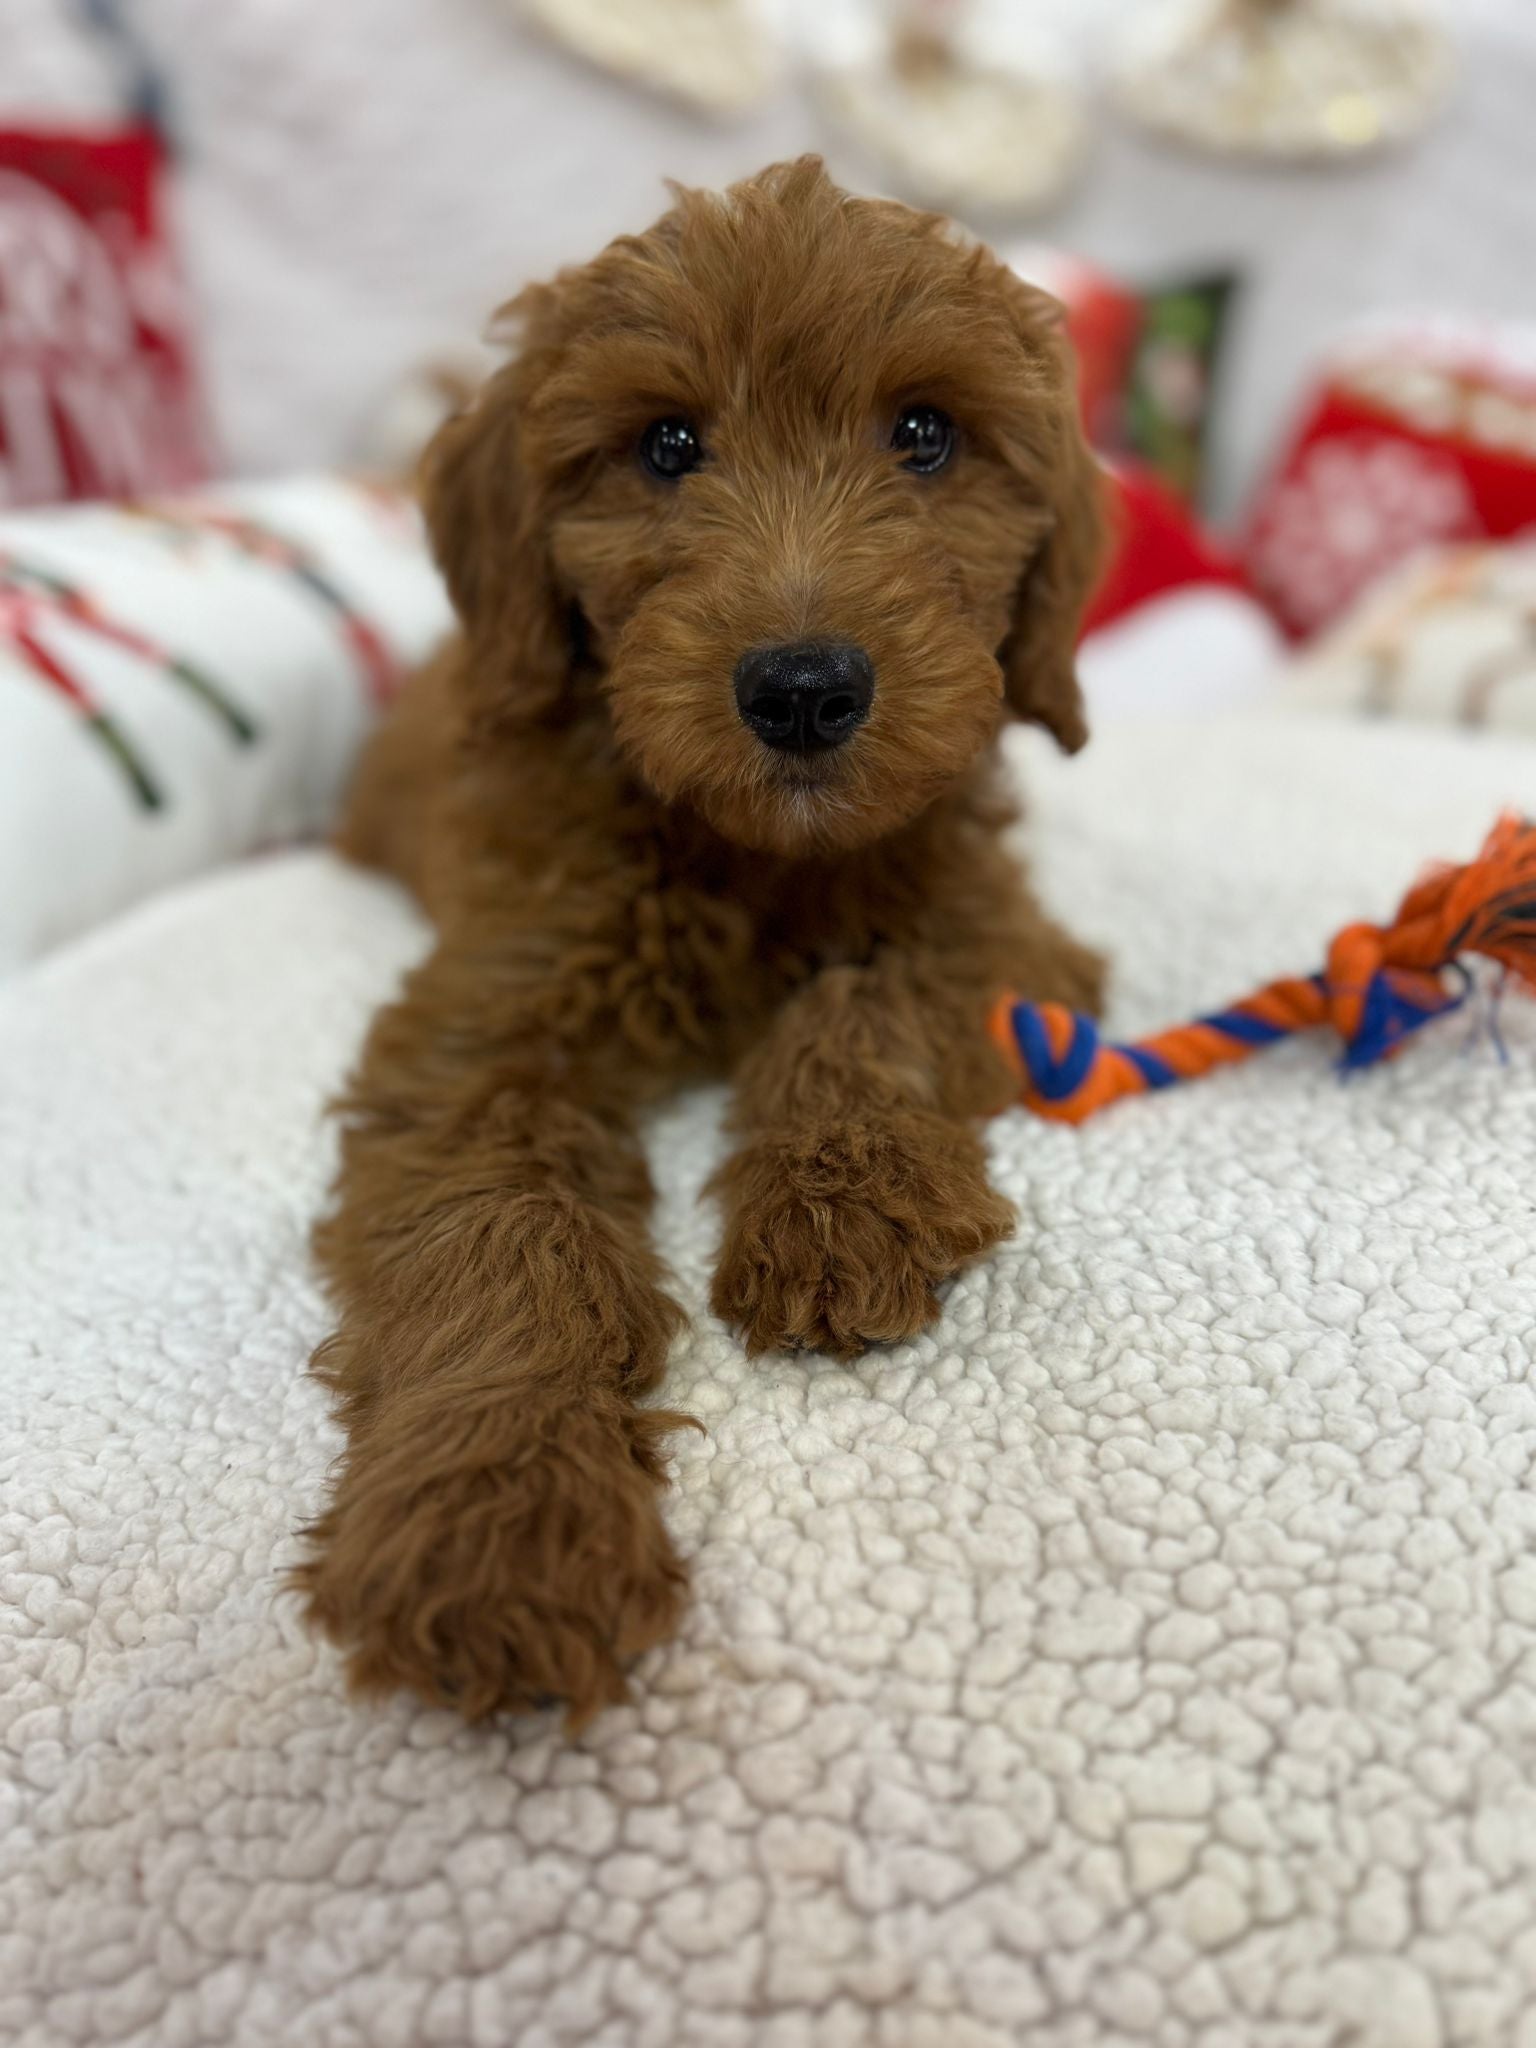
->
(3, 713), (1536, 2048)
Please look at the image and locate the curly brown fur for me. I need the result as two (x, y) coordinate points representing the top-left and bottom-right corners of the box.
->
(294, 158), (1106, 1727)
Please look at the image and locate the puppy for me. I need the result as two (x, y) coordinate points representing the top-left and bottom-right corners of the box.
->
(295, 157), (1105, 1725)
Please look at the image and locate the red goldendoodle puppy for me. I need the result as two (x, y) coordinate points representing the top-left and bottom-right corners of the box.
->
(295, 157), (1105, 1725)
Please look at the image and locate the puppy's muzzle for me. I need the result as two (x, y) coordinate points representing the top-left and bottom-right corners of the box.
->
(733, 642), (874, 754)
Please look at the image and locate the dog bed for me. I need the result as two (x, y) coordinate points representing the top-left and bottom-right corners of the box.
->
(4, 711), (1535, 2048)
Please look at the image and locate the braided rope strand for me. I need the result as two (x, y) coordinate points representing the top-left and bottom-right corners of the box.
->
(993, 816), (1536, 1126)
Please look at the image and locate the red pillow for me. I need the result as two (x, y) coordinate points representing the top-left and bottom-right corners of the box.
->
(1242, 322), (1536, 639)
(0, 126), (214, 508)
(1086, 462), (1246, 637)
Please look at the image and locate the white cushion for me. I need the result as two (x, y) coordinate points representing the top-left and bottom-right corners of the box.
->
(0, 476), (451, 974)
(1079, 584), (1284, 721)
(4, 711), (1535, 2044)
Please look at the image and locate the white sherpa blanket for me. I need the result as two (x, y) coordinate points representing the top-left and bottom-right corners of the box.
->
(4, 713), (1536, 2048)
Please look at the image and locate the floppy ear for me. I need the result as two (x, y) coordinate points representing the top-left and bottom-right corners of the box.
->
(994, 277), (1107, 755)
(417, 310), (572, 730)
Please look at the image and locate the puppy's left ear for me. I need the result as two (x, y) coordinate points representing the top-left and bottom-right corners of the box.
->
(995, 275), (1107, 755)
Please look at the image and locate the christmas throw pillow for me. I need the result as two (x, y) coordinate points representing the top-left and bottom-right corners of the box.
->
(0, 474), (451, 974)
(0, 125), (215, 508)
(1287, 538), (1536, 735)
(1243, 319), (1536, 640)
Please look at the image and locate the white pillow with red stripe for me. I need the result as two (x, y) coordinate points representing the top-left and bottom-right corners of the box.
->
(0, 474), (451, 975)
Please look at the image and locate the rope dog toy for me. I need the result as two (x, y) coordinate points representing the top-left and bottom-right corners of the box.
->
(990, 814), (1536, 1125)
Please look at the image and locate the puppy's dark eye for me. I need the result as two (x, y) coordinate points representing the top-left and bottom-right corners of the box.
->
(891, 404), (956, 475)
(639, 417), (704, 481)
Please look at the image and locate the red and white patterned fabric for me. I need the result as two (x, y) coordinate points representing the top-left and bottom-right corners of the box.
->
(1244, 319), (1536, 640)
(0, 474), (451, 974)
(0, 125), (214, 508)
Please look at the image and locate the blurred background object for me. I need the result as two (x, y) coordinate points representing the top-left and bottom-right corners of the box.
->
(0, 123), (213, 505)
(812, 0), (1089, 217)
(0, 475), (450, 970)
(1115, 0), (1453, 161)
(1288, 537), (1536, 731)
(1242, 314), (1536, 636)
(4, 0), (1526, 524)
(521, 0), (783, 116)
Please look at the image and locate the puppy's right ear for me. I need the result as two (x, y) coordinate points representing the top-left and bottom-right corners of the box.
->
(417, 345), (571, 729)
(991, 271), (1106, 757)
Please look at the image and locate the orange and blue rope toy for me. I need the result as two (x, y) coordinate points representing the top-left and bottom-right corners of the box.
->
(991, 815), (1536, 1125)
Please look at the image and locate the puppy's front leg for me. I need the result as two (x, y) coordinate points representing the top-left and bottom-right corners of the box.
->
(293, 942), (689, 1726)
(711, 954), (1023, 1358)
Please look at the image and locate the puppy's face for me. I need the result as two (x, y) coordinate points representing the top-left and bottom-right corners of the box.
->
(426, 158), (1103, 857)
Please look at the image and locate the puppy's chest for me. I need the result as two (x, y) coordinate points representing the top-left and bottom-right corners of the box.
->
(575, 861), (887, 1067)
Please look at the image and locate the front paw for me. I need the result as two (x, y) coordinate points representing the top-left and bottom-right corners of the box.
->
(293, 1396), (688, 1728)
(710, 1113), (1014, 1358)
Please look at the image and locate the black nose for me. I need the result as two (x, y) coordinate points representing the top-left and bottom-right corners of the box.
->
(733, 642), (874, 753)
